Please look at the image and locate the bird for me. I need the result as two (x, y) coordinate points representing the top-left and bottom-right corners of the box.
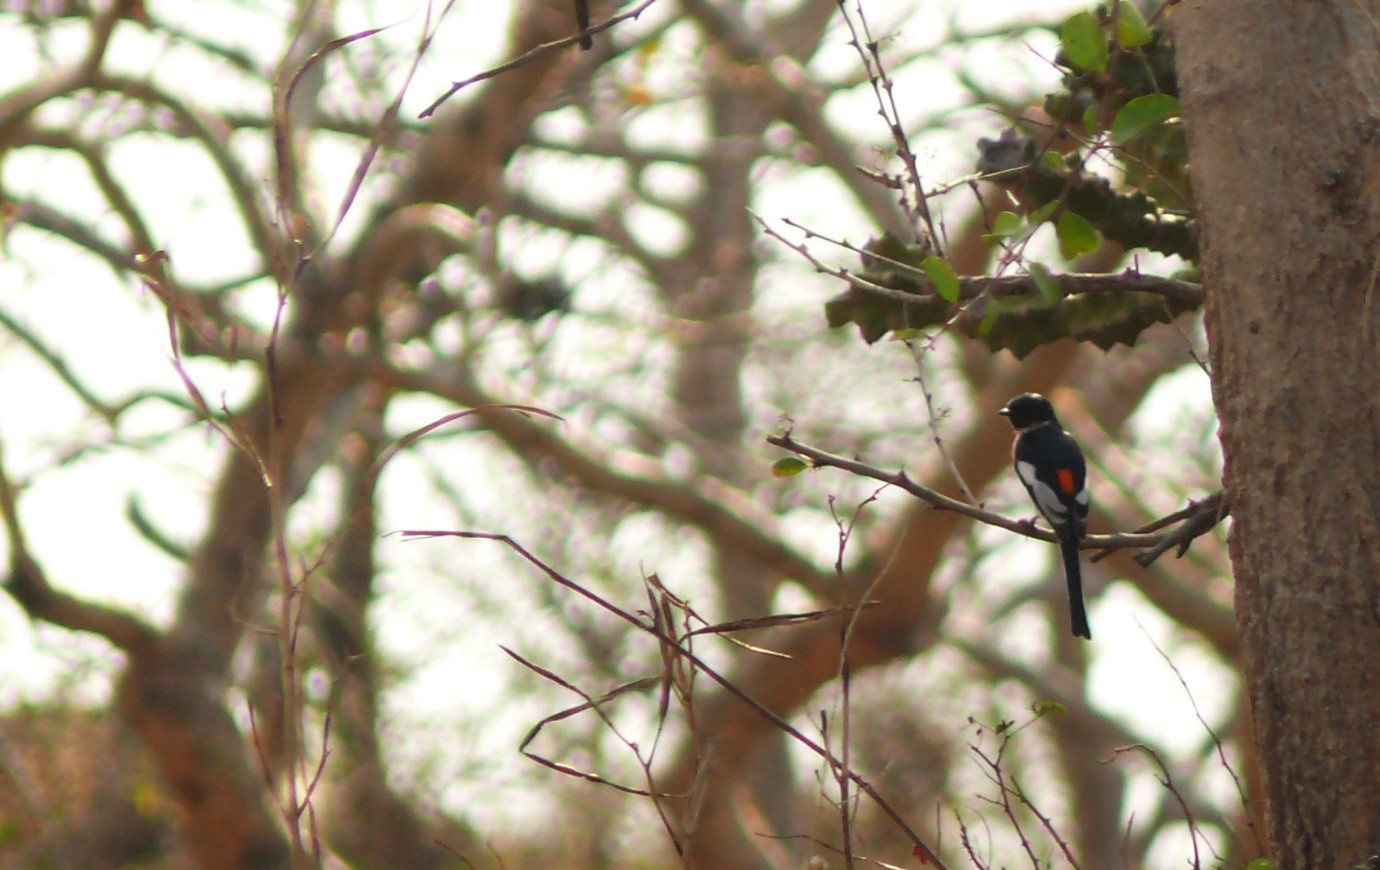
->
(999, 393), (1091, 640)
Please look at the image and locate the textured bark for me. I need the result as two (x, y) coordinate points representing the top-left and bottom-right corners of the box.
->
(1178, 1), (1380, 864)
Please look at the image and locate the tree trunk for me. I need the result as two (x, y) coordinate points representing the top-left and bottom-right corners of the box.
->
(1177, 2), (1380, 864)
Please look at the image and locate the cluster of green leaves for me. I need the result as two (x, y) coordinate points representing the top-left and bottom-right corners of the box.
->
(825, 1), (1195, 356)
(1049, 2), (1188, 205)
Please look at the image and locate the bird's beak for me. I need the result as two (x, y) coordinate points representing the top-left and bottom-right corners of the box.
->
(998, 407), (1010, 417)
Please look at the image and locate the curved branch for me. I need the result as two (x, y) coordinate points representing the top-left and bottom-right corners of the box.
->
(9, 198), (136, 277)
(16, 126), (160, 262)
(413, 368), (842, 595)
(89, 73), (280, 267)
(179, 332), (841, 597)
(4, 201), (243, 354)
(0, 0), (126, 131)
(0, 437), (157, 655)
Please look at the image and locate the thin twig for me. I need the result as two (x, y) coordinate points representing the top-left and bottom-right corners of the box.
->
(1142, 627), (1259, 856)
(1107, 744), (1203, 870)
(835, 0), (940, 250)
(906, 346), (979, 505)
(419, 0), (662, 118)
(761, 215), (1204, 307)
(403, 530), (950, 869)
(827, 488), (885, 868)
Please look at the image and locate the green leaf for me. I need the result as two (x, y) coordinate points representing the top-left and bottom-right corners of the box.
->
(1056, 211), (1100, 259)
(1082, 103), (1102, 134)
(1244, 861), (1274, 870)
(983, 211), (1026, 244)
(1028, 263), (1062, 303)
(1061, 11), (1108, 73)
(889, 327), (922, 341)
(1111, 94), (1181, 143)
(991, 211), (1022, 236)
(1042, 150), (1064, 170)
(1032, 700), (1067, 717)
(1115, 0), (1154, 48)
(1027, 200), (1059, 227)
(920, 256), (961, 302)
(771, 457), (809, 478)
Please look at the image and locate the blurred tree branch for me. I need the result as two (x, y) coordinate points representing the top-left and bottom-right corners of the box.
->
(0, 0), (1241, 866)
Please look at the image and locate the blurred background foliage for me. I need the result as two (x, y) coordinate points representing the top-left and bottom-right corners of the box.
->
(0, 0), (1244, 867)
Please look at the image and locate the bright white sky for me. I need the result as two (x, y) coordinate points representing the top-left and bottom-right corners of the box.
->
(0, 0), (1231, 859)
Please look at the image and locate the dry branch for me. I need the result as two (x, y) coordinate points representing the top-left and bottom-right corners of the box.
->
(767, 430), (1226, 559)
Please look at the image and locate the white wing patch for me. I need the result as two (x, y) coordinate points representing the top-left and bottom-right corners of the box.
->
(1015, 459), (1071, 525)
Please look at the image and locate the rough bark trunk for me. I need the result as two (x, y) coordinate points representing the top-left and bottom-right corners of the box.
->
(1177, 1), (1380, 864)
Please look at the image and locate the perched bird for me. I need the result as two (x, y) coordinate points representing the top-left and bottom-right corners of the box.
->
(999, 393), (1091, 640)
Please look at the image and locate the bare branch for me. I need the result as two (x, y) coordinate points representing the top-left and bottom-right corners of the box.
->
(89, 73), (280, 267)
(419, 0), (664, 118)
(0, 0), (125, 129)
(402, 530), (949, 869)
(763, 216), (1204, 307)
(0, 436), (158, 654)
(767, 430), (1176, 553)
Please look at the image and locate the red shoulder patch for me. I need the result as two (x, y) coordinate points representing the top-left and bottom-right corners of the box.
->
(1056, 468), (1076, 494)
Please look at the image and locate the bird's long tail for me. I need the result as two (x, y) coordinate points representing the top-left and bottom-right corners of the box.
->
(1059, 529), (1091, 640)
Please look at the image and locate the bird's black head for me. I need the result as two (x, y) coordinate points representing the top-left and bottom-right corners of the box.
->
(999, 393), (1059, 430)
